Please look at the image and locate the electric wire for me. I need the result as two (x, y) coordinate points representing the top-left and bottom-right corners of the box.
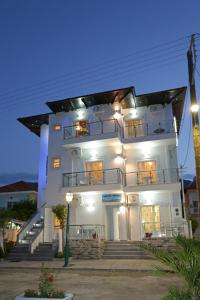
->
(0, 35), (195, 100)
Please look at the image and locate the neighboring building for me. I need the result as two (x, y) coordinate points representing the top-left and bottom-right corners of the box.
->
(0, 181), (37, 209)
(17, 85), (190, 245)
(184, 179), (199, 219)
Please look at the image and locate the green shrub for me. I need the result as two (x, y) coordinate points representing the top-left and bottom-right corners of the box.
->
(24, 289), (38, 297)
(190, 218), (199, 234)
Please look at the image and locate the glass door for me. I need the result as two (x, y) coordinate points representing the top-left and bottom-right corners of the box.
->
(137, 160), (157, 184)
(126, 119), (144, 138)
(74, 120), (88, 137)
(141, 205), (160, 237)
(86, 161), (103, 185)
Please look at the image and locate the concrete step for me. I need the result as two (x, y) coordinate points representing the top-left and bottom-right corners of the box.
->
(103, 250), (148, 255)
(102, 254), (151, 259)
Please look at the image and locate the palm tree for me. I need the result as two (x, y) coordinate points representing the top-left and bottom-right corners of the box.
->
(144, 235), (200, 300)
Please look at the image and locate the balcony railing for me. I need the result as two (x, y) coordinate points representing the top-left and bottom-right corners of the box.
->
(63, 119), (121, 140)
(141, 221), (190, 238)
(68, 224), (105, 240)
(63, 168), (124, 187)
(63, 119), (175, 141)
(63, 168), (179, 188)
(125, 168), (179, 187)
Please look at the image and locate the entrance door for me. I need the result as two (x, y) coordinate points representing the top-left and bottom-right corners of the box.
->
(137, 160), (157, 185)
(141, 205), (160, 237)
(86, 161), (103, 185)
(106, 206), (119, 240)
(126, 119), (144, 138)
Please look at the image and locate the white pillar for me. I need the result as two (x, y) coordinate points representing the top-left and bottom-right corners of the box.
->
(38, 124), (49, 210)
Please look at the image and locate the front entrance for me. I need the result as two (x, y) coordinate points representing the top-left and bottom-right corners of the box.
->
(106, 206), (120, 240)
(141, 205), (160, 237)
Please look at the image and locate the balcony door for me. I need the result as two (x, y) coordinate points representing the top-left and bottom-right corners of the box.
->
(74, 120), (88, 137)
(86, 161), (103, 185)
(141, 205), (160, 236)
(137, 160), (157, 185)
(126, 119), (144, 138)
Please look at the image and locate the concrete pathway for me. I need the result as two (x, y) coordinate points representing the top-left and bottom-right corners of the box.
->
(0, 258), (168, 272)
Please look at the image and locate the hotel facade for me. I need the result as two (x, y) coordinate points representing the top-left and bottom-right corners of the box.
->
(18, 85), (190, 249)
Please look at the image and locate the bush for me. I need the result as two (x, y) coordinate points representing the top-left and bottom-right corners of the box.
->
(24, 289), (38, 297)
(144, 235), (200, 299)
(190, 218), (199, 234)
(0, 247), (5, 258)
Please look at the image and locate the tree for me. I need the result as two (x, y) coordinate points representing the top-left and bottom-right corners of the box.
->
(144, 235), (200, 300)
(0, 209), (11, 254)
(52, 204), (67, 253)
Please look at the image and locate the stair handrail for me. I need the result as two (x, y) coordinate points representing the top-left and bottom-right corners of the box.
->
(17, 202), (46, 242)
(29, 223), (44, 254)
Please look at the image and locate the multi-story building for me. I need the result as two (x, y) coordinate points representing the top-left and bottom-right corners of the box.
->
(18, 85), (190, 247)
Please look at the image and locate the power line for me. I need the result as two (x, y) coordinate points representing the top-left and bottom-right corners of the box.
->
(0, 55), (185, 114)
(0, 48), (188, 109)
(0, 35), (193, 100)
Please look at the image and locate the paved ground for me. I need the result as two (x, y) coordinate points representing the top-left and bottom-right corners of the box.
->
(0, 259), (182, 300)
(0, 258), (168, 271)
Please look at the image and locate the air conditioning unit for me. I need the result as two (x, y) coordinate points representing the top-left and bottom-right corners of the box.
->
(92, 105), (105, 114)
(149, 104), (164, 113)
(71, 147), (82, 157)
(127, 194), (139, 205)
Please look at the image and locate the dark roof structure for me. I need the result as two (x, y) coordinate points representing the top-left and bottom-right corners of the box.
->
(0, 181), (38, 193)
(17, 85), (186, 136)
(17, 113), (50, 136)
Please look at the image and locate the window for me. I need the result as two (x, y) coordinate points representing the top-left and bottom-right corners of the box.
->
(74, 120), (88, 137)
(137, 160), (157, 185)
(126, 119), (144, 138)
(7, 201), (17, 209)
(86, 161), (103, 184)
(53, 124), (61, 131)
(52, 158), (61, 169)
(141, 205), (160, 233)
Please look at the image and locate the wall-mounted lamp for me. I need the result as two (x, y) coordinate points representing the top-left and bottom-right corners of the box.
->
(119, 205), (126, 214)
(191, 104), (199, 113)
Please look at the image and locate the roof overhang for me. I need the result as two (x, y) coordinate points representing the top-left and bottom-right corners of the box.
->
(17, 113), (50, 136)
(46, 87), (134, 113)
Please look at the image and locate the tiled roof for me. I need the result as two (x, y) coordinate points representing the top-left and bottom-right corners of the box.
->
(0, 181), (38, 193)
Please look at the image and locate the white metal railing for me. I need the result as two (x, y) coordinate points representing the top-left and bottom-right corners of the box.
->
(142, 221), (191, 239)
(30, 227), (44, 254)
(18, 210), (42, 243)
(68, 224), (105, 240)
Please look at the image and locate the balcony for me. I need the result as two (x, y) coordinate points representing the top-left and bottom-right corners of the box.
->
(63, 168), (179, 192)
(63, 119), (121, 146)
(123, 119), (175, 140)
(63, 118), (176, 146)
(63, 168), (124, 192)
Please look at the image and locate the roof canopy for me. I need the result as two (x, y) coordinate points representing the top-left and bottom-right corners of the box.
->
(17, 85), (186, 136)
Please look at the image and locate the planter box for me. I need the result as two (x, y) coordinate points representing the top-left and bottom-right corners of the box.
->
(15, 293), (73, 300)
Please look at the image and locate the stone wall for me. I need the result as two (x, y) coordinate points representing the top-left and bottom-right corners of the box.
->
(69, 239), (105, 259)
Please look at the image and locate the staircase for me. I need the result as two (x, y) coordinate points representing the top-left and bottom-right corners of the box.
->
(7, 214), (55, 261)
(102, 241), (152, 259)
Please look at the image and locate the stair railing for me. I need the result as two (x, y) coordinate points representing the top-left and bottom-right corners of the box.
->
(17, 210), (42, 243)
(29, 224), (44, 254)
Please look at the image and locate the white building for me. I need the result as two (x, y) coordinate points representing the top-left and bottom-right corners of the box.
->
(18, 85), (190, 245)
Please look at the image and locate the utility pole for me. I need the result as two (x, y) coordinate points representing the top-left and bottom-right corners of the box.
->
(187, 34), (200, 225)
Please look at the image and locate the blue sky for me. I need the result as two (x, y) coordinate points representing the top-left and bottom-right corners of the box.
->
(0, 0), (200, 184)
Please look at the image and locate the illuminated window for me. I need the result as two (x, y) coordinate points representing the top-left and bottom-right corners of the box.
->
(53, 124), (61, 131)
(52, 158), (61, 169)
(74, 120), (88, 137)
(86, 161), (103, 184)
(137, 160), (157, 184)
(126, 119), (144, 138)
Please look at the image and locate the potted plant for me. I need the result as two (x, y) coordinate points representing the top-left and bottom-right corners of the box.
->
(15, 264), (73, 300)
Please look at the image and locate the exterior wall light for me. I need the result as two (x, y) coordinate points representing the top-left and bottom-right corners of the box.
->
(119, 205), (126, 213)
(113, 112), (122, 119)
(191, 104), (199, 113)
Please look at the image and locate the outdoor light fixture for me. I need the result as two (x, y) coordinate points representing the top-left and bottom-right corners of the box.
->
(64, 192), (73, 267)
(113, 111), (122, 119)
(191, 104), (199, 113)
(130, 108), (137, 118)
(119, 205), (126, 213)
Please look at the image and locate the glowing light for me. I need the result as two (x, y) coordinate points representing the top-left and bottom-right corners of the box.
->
(119, 205), (126, 213)
(66, 192), (73, 203)
(87, 205), (95, 212)
(130, 108), (137, 118)
(117, 210), (120, 215)
(191, 104), (199, 113)
(113, 112), (121, 119)
(115, 154), (124, 163)
(76, 109), (85, 120)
